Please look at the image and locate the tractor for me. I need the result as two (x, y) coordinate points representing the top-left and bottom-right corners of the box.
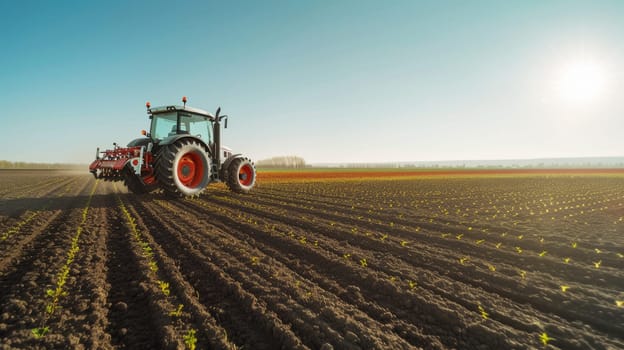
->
(89, 97), (256, 196)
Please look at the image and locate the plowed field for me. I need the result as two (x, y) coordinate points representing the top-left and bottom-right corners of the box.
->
(1, 170), (623, 349)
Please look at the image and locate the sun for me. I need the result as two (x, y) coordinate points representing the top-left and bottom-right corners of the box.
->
(555, 59), (607, 104)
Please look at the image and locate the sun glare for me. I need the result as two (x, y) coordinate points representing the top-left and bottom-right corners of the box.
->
(556, 59), (607, 104)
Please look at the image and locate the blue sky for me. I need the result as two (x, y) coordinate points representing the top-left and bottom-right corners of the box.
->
(1, 0), (623, 164)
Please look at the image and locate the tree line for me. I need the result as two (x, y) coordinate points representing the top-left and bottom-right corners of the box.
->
(256, 156), (306, 168)
(0, 160), (85, 170)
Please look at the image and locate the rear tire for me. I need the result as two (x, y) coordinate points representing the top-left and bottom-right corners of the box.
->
(156, 139), (211, 197)
(226, 157), (256, 194)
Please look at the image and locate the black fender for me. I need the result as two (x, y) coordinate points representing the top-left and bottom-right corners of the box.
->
(126, 137), (150, 148)
(158, 135), (211, 156)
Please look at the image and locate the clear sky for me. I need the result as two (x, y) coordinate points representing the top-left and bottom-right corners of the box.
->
(1, 0), (623, 164)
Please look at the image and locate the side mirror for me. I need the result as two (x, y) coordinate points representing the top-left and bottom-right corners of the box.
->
(224, 116), (228, 129)
(215, 107), (221, 118)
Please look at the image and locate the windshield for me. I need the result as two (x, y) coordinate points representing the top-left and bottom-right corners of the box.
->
(151, 112), (177, 140)
(151, 112), (212, 142)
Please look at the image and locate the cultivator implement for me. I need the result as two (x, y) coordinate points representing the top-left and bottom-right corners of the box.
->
(89, 144), (149, 181)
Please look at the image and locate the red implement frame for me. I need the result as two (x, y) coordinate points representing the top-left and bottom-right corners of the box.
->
(89, 146), (152, 179)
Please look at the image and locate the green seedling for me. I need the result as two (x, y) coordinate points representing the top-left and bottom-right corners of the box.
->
(539, 251), (547, 257)
(31, 327), (49, 339)
(478, 304), (488, 319)
(616, 300), (624, 307)
(359, 258), (368, 267)
(476, 239), (485, 245)
(459, 257), (469, 265)
(142, 244), (152, 255)
(571, 242), (577, 248)
(540, 332), (553, 346)
(560, 285), (570, 292)
(158, 280), (170, 296)
(169, 304), (184, 317)
(593, 260), (602, 269)
(456, 233), (463, 240)
(563, 257), (570, 263)
(183, 329), (197, 350)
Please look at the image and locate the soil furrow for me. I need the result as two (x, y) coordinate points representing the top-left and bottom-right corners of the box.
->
(0, 177), (92, 275)
(103, 202), (166, 349)
(39, 180), (114, 349)
(2, 172), (623, 350)
(141, 197), (417, 349)
(119, 196), (246, 350)
(125, 196), (305, 350)
(171, 197), (525, 349)
(194, 193), (623, 346)
(229, 190), (624, 285)
(0, 179), (96, 348)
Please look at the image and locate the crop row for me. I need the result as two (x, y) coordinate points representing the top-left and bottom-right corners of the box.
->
(31, 180), (100, 338)
(114, 184), (213, 350)
(1, 178), (77, 242)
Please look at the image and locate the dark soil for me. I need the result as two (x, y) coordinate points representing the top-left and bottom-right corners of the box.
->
(0, 171), (623, 349)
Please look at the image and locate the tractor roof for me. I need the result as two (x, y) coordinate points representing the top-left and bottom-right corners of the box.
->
(148, 105), (215, 120)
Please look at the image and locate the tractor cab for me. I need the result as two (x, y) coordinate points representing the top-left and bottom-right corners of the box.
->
(147, 105), (215, 144)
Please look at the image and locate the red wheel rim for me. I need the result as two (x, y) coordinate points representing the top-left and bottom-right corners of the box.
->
(239, 164), (254, 186)
(143, 175), (157, 185)
(142, 169), (157, 185)
(177, 152), (205, 188)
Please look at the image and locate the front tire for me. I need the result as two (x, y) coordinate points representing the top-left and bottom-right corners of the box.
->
(226, 157), (256, 194)
(122, 164), (158, 194)
(156, 139), (211, 197)
(122, 165), (149, 194)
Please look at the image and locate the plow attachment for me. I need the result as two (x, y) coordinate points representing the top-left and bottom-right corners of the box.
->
(89, 145), (145, 180)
